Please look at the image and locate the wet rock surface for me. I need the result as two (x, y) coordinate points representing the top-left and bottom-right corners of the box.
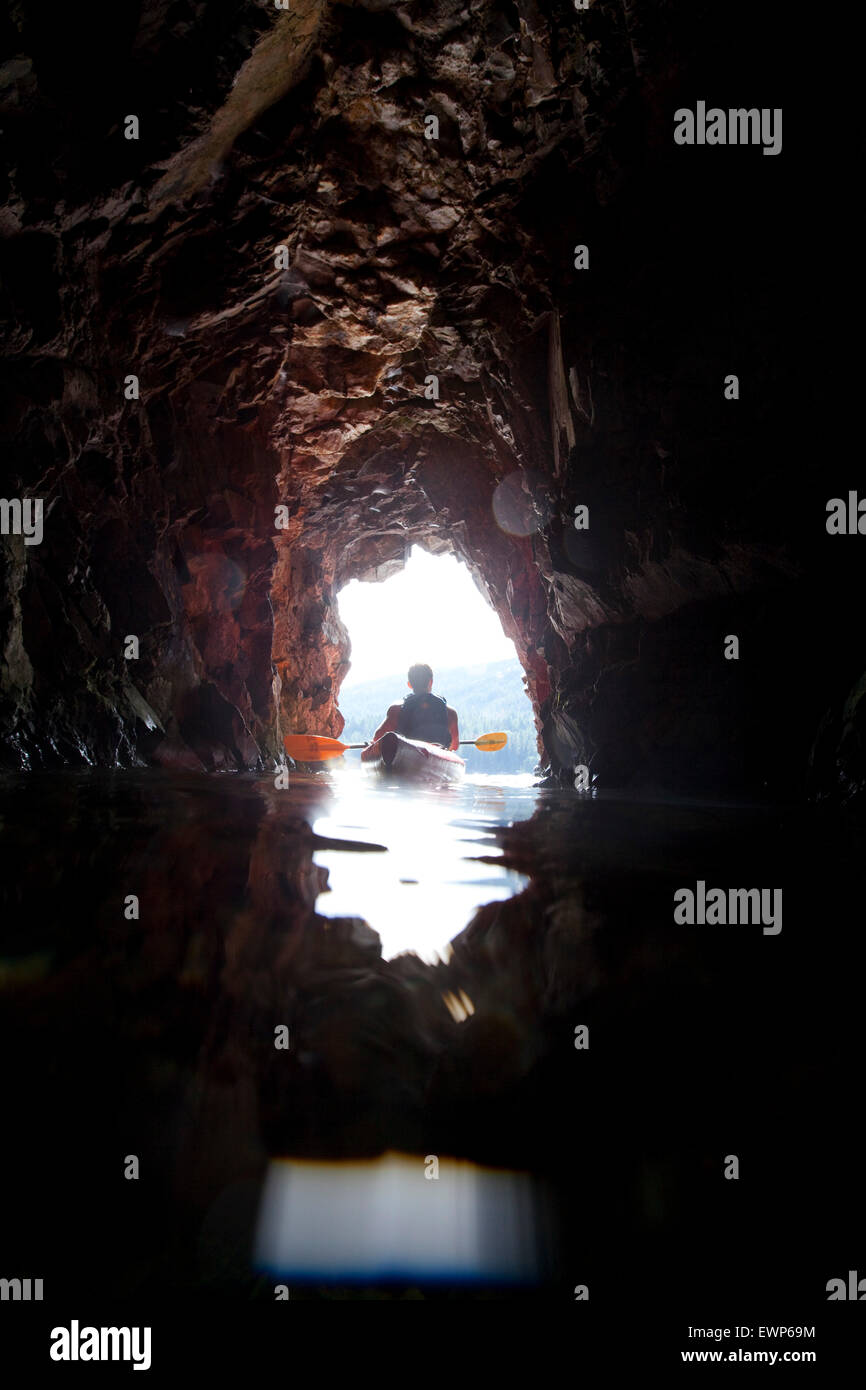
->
(1, 1), (853, 798)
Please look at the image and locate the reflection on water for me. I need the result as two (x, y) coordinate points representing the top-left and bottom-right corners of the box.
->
(312, 771), (537, 962)
(255, 1152), (551, 1285)
(1, 770), (862, 1302)
(0, 766), (549, 1300)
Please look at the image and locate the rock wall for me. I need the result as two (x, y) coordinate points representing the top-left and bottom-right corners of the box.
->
(0, 1), (858, 797)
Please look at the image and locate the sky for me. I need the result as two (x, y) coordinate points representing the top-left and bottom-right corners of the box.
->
(337, 546), (518, 687)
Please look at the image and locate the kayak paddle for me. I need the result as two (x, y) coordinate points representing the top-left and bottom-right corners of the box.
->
(283, 734), (368, 762)
(459, 732), (508, 752)
(283, 731), (508, 761)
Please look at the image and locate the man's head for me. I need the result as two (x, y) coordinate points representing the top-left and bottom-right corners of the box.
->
(408, 662), (433, 693)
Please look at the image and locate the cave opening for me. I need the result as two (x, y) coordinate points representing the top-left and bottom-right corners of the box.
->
(335, 545), (538, 775)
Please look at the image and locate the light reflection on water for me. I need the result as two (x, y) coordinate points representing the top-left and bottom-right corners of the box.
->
(255, 1152), (550, 1285)
(311, 771), (538, 962)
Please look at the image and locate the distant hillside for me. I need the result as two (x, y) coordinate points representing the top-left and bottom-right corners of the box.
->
(339, 658), (539, 773)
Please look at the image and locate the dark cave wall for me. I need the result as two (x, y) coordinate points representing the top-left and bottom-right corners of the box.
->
(0, 0), (858, 798)
(0, 372), (284, 770)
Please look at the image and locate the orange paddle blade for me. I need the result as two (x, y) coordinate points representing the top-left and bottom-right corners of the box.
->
(283, 734), (357, 762)
(472, 732), (508, 752)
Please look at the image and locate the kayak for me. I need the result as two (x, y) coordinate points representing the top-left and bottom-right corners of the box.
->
(366, 731), (466, 784)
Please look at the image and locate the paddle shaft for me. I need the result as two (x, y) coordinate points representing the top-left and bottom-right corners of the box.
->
(285, 730), (507, 761)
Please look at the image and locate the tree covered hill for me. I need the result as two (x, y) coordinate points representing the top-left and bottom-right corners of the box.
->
(338, 658), (540, 773)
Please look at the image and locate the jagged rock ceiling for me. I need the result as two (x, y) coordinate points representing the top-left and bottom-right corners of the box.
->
(0, 1), (859, 797)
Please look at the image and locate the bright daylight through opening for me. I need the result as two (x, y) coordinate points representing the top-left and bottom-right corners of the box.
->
(336, 546), (538, 775)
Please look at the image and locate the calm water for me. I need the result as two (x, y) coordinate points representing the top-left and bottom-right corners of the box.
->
(0, 766), (543, 962)
(311, 769), (537, 961)
(0, 767), (558, 1297)
(1, 769), (863, 1302)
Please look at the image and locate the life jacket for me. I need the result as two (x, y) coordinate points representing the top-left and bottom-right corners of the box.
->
(397, 691), (451, 746)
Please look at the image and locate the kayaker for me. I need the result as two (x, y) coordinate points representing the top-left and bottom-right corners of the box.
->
(360, 663), (459, 762)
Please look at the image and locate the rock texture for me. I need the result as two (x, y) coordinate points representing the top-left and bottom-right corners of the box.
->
(0, 1), (856, 796)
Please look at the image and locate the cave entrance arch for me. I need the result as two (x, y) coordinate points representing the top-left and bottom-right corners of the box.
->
(336, 546), (538, 773)
(268, 431), (553, 769)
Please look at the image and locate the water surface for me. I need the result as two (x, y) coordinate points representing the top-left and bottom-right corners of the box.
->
(1, 770), (862, 1303)
(311, 769), (538, 960)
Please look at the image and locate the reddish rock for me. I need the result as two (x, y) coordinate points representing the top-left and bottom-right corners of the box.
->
(0, 2), (851, 797)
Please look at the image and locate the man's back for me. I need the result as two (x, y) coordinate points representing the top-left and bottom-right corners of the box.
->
(397, 690), (451, 746)
(361, 678), (461, 767)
